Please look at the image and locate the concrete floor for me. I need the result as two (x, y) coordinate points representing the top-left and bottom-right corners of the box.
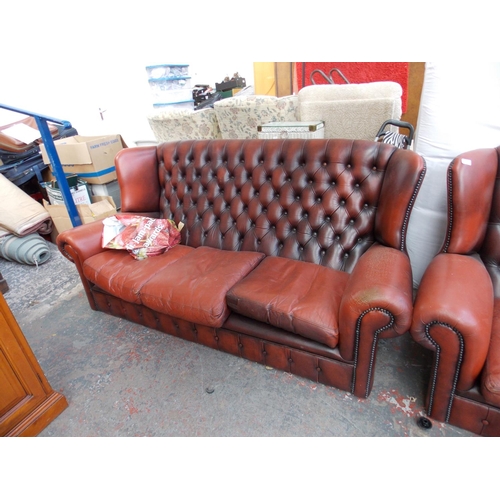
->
(1, 241), (476, 437)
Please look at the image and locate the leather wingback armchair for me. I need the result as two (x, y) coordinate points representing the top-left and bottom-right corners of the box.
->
(411, 146), (500, 436)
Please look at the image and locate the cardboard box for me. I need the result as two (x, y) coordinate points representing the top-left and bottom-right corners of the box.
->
(40, 134), (126, 185)
(90, 180), (121, 210)
(43, 196), (117, 243)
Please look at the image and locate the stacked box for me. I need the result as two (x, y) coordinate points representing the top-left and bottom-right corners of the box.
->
(43, 197), (117, 243)
(90, 179), (121, 210)
(39, 134), (126, 185)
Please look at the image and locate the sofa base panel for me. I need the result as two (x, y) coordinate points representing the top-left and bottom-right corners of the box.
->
(425, 387), (500, 436)
(90, 288), (356, 396)
(446, 394), (500, 436)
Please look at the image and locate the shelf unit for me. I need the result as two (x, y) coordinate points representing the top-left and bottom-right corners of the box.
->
(146, 64), (194, 111)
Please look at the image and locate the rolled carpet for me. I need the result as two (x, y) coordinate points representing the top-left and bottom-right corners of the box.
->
(0, 233), (51, 265)
(0, 173), (53, 236)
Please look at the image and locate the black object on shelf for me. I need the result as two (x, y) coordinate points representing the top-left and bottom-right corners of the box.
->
(0, 122), (78, 201)
(193, 85), (223, 110)
(215, 77), (246, 92)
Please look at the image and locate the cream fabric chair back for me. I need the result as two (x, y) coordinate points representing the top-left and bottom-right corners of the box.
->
(148, 108), (222, 143)
(214, 95), (299, 139)
(298, 82), (403, 140)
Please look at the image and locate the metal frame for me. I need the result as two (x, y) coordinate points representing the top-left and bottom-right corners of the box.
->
(0, 103), (82, 227)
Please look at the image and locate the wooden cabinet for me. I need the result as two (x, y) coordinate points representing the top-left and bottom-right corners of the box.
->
(0, 291), (67, 437)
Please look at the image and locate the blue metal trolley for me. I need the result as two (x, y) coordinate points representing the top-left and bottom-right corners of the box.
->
(0, 103), (82, 227)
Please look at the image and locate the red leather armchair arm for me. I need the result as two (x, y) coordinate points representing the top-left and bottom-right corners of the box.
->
(56, 219), (105, 265)
(338, 243), (414, 396)
(411, 253), (493, 398)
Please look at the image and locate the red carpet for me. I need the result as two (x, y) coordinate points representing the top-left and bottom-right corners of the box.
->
(296, 62), (409, 112)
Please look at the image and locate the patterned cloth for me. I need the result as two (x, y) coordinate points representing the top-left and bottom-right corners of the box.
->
(213, 95), (299, 139)
(147, 95), (300, 142)
(147, 108), (222, 142)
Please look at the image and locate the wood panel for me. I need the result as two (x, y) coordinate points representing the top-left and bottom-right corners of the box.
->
(401, 62), (425, 131)
(0, 292), (68, 437)
(274, 62), (293, 97)
(253, 62), (294, 97)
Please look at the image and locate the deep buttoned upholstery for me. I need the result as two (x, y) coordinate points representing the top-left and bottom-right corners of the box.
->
(58, 138), (425, 399)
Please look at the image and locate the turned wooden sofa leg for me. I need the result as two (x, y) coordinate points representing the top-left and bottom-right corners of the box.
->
(0, 271), (9, 294)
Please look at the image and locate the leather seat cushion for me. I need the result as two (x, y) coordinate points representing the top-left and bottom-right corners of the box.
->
(83, 245), (194, 304)
(226, 256), (349, 348)
(481, 298), (500, 406)
(139, 246), (265, 328)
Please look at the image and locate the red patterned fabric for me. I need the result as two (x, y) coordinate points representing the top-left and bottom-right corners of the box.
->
(296, 62), (409, 112)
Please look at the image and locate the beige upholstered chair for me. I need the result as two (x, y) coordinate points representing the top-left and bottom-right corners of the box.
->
(298, 82), (403, 140)
(147, 108), (222, 142)
(213, 94), (299, 139)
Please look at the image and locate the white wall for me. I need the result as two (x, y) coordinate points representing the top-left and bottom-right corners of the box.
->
(1, 54), (254, 145)
(189, 61), (254, 90)
(0, 3), (255, 146)
(3, 2), (494, 147)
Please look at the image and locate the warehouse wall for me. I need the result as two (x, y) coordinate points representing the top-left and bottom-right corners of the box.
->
(1, 54), (254, 145)
(2, 4), (492, 148)
(0, 3), (255, 145)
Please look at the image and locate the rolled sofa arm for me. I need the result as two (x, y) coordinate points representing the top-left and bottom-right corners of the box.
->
(338, 243), (414, 396)
(56, 220), (108, 310)
(56, 219), (105, 264)
(410, 252), (494, 419)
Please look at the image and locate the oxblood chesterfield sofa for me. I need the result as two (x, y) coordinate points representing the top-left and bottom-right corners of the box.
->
(57, 138), (426, 398)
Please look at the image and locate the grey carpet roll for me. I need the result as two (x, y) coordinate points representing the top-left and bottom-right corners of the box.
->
(0, 233), (51, 265)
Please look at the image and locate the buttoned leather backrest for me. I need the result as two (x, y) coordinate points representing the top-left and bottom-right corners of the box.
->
(479, 147), (500, 296)
(157, 139), (425, 272)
